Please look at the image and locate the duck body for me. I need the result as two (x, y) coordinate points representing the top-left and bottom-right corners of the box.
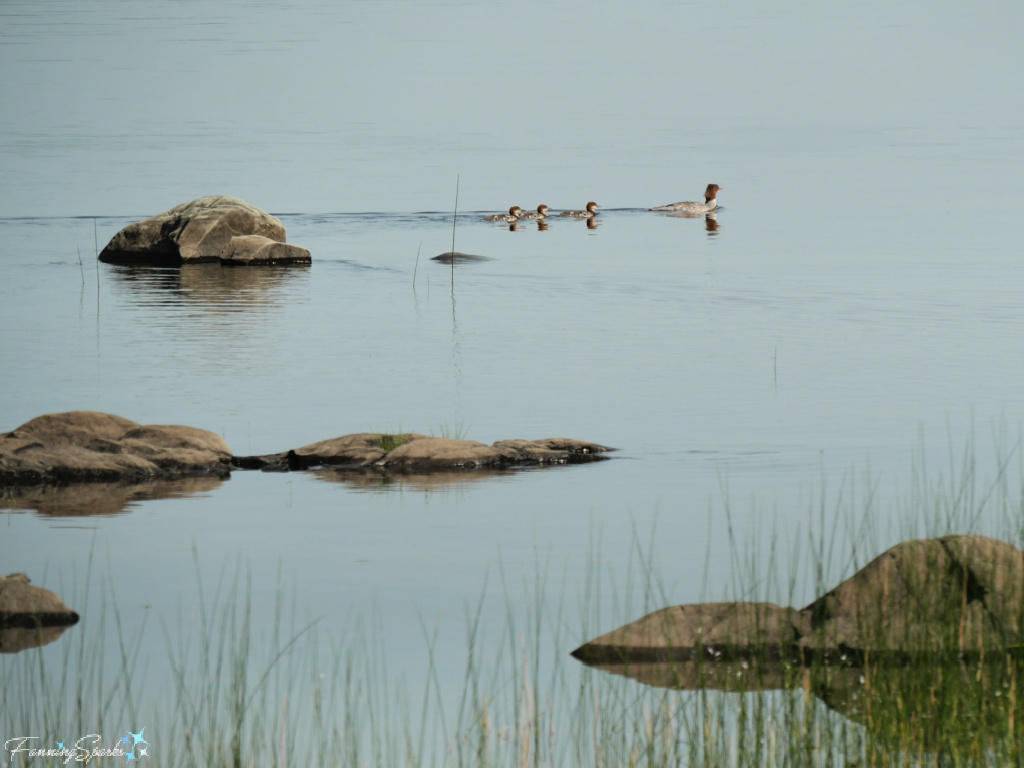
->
(519, 204), (550, 220)
(558, 201), (599, 218)
(485, 206), (523, 222)
(650, 184), (721, 213)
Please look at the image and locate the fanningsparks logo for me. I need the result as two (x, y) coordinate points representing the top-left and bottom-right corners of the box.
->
(4, 728), (150, 764)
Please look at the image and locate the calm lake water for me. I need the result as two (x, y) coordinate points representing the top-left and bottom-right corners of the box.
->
(3, 0), (1024, 760)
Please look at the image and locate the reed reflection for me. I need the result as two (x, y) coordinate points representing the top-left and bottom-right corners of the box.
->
(581, 656), (1024, 757)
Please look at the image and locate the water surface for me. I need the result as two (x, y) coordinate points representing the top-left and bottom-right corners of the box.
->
(3, 0), (1024, 756)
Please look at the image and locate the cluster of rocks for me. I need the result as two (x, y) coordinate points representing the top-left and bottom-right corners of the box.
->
(572, 534), (1024, 665)
(0, 412), (610, 651)
(98, 196), (311, 266)
(1, 412), (611, 489)
(235, 434), (609, 472)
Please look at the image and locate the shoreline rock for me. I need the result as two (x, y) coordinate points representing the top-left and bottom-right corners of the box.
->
(98, 196), (310, 265)
(572, 535), (1024, 664)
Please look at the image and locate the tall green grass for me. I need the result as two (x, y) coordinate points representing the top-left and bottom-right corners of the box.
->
(4, 432), (1024, 766)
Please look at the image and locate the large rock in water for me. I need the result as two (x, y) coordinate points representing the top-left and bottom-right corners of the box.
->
(572, 535), (1024, 664)
(0, 411), (232, 486)
(98, 196), (311, 265)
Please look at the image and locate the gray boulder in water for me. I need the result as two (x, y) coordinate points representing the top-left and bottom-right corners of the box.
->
(98, 195), (311, 265)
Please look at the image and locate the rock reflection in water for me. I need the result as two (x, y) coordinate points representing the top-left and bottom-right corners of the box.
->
(308, 466), (519, 494)
(582, 656), (1024, 755)
(3, 476), (225, 517)
(107, 262), (309, 312)
(0, 624), (75, 654)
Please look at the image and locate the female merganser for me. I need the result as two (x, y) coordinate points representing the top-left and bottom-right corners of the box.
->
(558, 201), (599, 218)
(485, 206), (522, 222)
(650, 184), (722, 213)
(519, 204), (550, 220)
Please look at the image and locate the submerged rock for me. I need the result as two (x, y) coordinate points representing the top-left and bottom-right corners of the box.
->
(572, 535), (1024, 664)
(431, 251), (492, 263)
(98, 196), (310, 265)
(0, 411), (232, 486)
(234, 434), (612, 472)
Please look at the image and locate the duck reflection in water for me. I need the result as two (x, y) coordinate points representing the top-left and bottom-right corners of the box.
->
(660, 210), (719, 235)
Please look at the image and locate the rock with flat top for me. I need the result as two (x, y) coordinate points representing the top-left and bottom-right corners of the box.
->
(98, 196), (310, 265)
(220, 235), (311, 265)
(233, 434), (612, 472)
(0, 411), (232, 486)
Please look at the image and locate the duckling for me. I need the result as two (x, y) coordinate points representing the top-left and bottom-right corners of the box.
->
(484, 206), (523, 222)
(519, 204), (550, 220)
(558, 201), (599, 218)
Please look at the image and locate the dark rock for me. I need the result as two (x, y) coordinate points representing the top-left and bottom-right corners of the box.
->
(0, 412), (232, 486)
(431, 252), (492, 263)
(98, 196), (309, 265)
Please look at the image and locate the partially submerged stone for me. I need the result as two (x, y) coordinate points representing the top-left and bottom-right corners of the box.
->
(0, 574), (79, 653)
(220, 235), (311, 266)
(0, 573), (79, 629)
(234, 434), (612, 472)
(572, 602), (806, 664)
(233, 433), (430, 470)
(0, 412), (232, 486)
(431, 251), (492, 263)
(573, 535), (1024, 665)
(802, 534), (1024, 655)
(98, 196), (310, 265)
